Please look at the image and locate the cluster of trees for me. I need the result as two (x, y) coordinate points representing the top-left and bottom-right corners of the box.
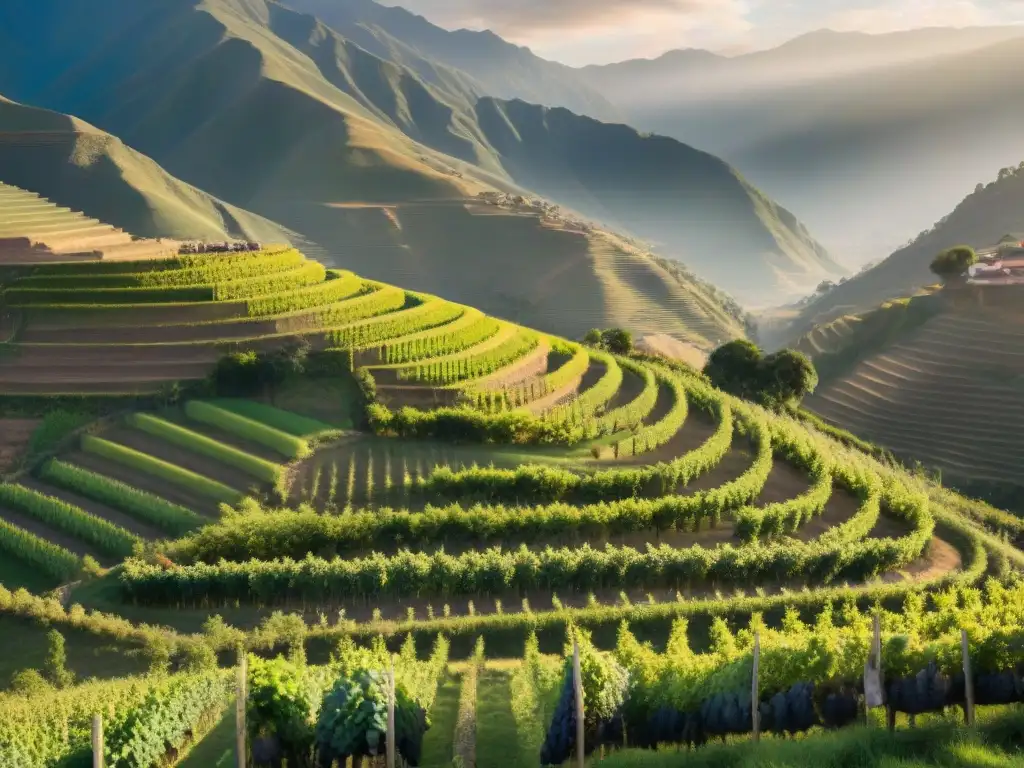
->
(703, 340), (817, 409)
(582, 328), (633, 355)
(211, 340), (312, 401)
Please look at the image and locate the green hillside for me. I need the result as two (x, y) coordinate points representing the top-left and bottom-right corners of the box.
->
(0, 195), (1022, 766)
(0, 0), (841, 309)
(0, 95), (293, 244)
(785, 165), (1024, 339)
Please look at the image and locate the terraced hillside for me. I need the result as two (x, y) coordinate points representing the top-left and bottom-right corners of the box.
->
(804, 288), (1024, 487)
(2, 236), (1022, 767)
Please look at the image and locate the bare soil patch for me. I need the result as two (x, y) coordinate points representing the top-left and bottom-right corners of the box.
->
(793, 485), (861, 542)
(0, 419), (37, 473)
(881, 536), (962, 582)
(637, 335), (708, 369)
(603, 367), (645, 411)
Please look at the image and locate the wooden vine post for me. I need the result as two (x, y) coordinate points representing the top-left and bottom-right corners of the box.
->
(751, 632), (760, 743)
(236, 650), (247, 768)
(573, 637), (585, 768)
(961, 629), (975, 726)
(92, 713), (104, 768)
(386, 656), (396, 768)
(864, 613), (885, 726)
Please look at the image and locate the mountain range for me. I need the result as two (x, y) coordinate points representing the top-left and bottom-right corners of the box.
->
(581, 26), (1024, 268)
(0, 0), (841, 321)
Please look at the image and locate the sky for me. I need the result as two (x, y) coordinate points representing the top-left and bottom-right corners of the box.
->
(381, 0), (1024, 64)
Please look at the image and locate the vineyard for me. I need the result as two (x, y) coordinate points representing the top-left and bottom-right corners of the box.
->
(1, 226), (1023, 766)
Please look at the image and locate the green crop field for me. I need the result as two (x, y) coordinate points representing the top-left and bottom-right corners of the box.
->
(1, 220), (1021, 768)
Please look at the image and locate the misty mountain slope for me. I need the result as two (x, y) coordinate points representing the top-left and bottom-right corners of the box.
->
(0, 0), (834, 312)
(581, 28), (1024, 267)
(282, 0), (621, 122)
(0, 94), (292, 242)
(781, 167), (1024, 342)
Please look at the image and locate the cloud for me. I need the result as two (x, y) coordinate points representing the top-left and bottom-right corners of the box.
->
(386, 0), (745, 34)
(383, 0), (752, 63)
(382, 0), (1024, 64)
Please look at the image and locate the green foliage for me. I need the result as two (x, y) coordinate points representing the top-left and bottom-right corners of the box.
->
(379, 311), (498, 364)
(246, 655), (321, 763)
(43, 629), (74, 689)
(82, 434), (243, 505)
(368, 403), (585, 446)
(930, 245), (977, 279)
(23, 410), (94, 463)
(0, 516), (81, 582)
(704, 341), (817, 408)
(120, 478), (929, 606)
(397, 327), (540, 386)
(314, 669), (390, 759)
(185, 400), (312, 460)
(246, 269), (362, 318)
(612, 367), (688, 458)
(104, 670), (231, 768)
(583, 328), (633, 355)
(40, 459), (204, 537)
(9, 668), (51, 697)
(0, 482), (138, 558)
(205, 399), (338, 439)
(127, 412), (283, 485)
(323, 294), (461, 350)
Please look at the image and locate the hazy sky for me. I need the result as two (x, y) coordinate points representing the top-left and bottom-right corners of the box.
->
(383, 0), (1024, 64)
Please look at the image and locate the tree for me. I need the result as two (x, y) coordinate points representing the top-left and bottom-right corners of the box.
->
(44, 629), (74, 688)
(262, 339), (311, 404)
(816, 280), (835, 293)
(703, 339), (763, 400)
(704, 340), (818, 409)
(601, 328), (633, 355)
(759, 349), (818, 407)
(582, 329), (603, 347)
(9, 669), (51, 696)
(930, 245), (977, 281)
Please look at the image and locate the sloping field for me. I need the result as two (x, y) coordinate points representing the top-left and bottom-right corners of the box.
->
(279, 200), (744, 347)
(806, 300), (1024, 484)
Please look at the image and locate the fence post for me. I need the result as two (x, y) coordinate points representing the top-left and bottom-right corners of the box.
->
(751, 632), (760, 743)
(573, 638), (585, 768)
(387, 656), (396, 768)
(92, 714), (104, 768)
(961, 629), (975, 726)
(236, 651), (247, 768)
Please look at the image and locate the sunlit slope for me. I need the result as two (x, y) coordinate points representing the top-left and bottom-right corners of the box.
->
(0, 95), (293, 243)
(279, 200), (745, 345)
(803, 289), (1024, 486)
(786, 170), (1024, 339)
(0, 0), (838, 308)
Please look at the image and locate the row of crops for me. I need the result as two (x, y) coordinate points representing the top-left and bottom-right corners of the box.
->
(8, 578), (1024, 767)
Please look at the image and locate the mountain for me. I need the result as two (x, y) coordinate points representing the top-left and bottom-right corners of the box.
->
(776, 165), (1024, 344)
(0, 0), (836, 318)
(0, 94), (292, 243)
(281, 0), (621, 122)
(580, 27), (1024, 268)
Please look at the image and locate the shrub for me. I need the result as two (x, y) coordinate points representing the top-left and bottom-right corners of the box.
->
(930, 245), (977, 279)
(704, 341), (817, 409)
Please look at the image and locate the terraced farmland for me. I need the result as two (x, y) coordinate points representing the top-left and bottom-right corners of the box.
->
(1, 207), (1020, 767)
(805, 301), (1024, 485)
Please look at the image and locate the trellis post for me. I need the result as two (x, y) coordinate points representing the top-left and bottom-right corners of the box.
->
(751, 632), (761, 743)
(961, 629), (975, 726)
(236, 650), (247, 768)
(92, 714), (104, 768)
(573, 638), (585, 768)
(387, 656), (396, 768)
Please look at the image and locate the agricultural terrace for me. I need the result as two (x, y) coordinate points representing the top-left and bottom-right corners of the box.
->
(0, 234), (1022, 767)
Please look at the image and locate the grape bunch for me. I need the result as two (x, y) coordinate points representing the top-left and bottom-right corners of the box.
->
(758, 682), (818, 735)
(540, 670), (577, 766)
(699, 691), (752, 738)
(975, 669), (1024, 706)
(886, 662), (953, 715)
